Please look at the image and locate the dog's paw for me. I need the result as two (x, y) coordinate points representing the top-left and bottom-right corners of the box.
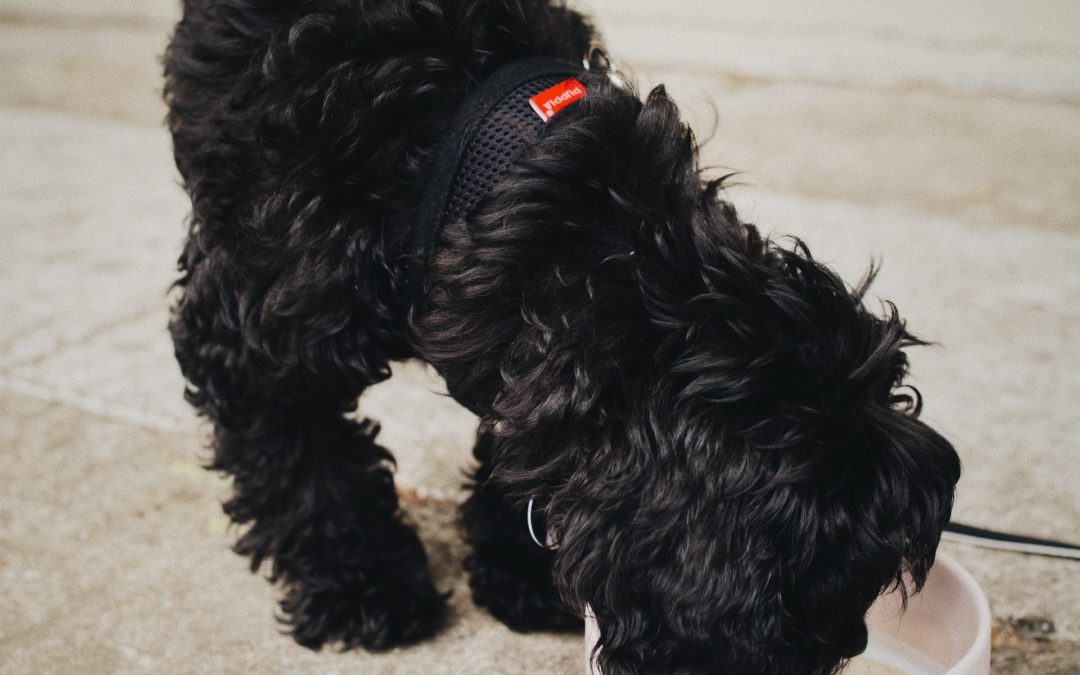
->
(466, 551), (582, 633)
(280, 566), (449, 651)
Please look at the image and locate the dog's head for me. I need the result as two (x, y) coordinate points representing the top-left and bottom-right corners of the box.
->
(416, 71), (961, 674)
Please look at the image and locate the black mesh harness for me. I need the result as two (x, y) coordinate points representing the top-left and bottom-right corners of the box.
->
(407, 57), (586, 309)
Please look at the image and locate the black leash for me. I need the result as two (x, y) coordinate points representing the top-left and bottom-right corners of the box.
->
(944, 522), (1080, 560)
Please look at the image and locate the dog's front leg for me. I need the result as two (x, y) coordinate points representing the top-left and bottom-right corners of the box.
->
(460, 430), (581, 633)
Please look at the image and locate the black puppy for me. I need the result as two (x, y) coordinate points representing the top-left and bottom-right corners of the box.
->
(164, 1), (961, 672)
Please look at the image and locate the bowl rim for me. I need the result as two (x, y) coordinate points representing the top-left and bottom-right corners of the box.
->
(933, 551), (992, 674)
(585, 550), (992, 674)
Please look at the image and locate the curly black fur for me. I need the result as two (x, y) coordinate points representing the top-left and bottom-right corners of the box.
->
(165, 0), (961, 672)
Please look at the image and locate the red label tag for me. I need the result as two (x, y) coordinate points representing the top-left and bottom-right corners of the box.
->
(529, 78), (586, 122)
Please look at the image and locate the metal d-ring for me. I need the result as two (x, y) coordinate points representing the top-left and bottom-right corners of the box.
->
(582, 43), (612, 71)
(526, 497), (554, 549)
(582, 43), (626, 89)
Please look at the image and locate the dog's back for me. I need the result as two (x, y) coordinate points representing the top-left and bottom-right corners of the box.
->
(164, 0), (594, 362)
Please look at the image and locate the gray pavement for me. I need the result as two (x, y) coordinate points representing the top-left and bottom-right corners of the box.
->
(1, 1), (1078, 672)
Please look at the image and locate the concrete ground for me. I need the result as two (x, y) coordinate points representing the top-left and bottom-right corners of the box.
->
(1, 0), (1078, 672)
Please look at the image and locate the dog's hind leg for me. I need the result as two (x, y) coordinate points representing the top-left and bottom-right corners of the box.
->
(460, 430), (582, 632)
(229, 411), (447, 650)
(169, 261), (447, 649)
(162, 0), (458, 649)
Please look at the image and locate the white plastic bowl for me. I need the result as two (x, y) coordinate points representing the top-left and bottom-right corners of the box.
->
(858, 552), (991, 674)
(585, 552), (990, 674)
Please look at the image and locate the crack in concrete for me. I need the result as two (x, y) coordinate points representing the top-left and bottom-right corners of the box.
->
(0, 304), (166, 374)
(629, 61), (1080, 108)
